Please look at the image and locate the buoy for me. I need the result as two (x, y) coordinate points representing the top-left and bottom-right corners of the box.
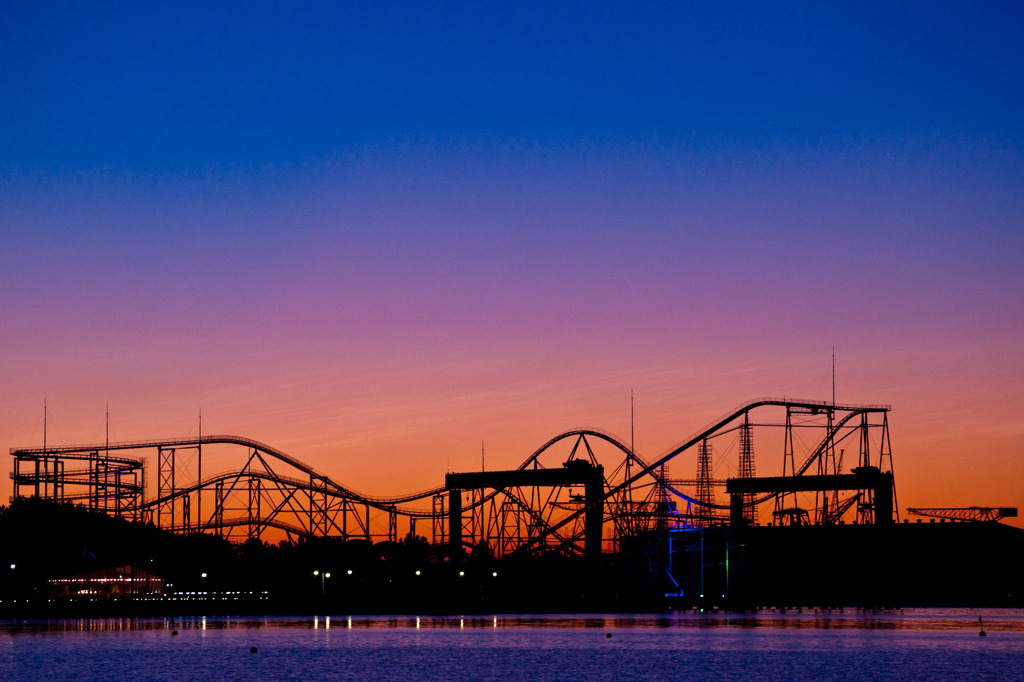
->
(250, 647), (258, 653)
(979, 617), (987, 637)
(606, 633), (612, 639)
(171, 630), (178, 636)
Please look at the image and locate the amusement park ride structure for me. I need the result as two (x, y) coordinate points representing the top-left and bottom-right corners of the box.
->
(907, 507), (1018, 523)
(10, 398), (901, 556)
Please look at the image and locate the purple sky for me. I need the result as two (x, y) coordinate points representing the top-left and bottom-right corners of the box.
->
(2, 2), (1022, 518)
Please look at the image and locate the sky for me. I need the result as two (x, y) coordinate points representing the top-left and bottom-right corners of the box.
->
(2, 1), (1022, 524)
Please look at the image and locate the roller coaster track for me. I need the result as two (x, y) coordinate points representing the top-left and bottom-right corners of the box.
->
(141, 470), (442, 519)
(11, 397), (892, 552)
(14, 434), (445, 509)
(508, 398), (890, 552)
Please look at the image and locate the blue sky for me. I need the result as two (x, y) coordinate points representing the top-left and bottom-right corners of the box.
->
(3, 2), (1022, 173)
(1, 2), (1023, 511)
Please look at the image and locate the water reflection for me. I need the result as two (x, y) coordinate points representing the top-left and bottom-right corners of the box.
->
(1, 609), (1022, 634)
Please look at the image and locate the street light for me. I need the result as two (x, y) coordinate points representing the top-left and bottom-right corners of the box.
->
(313, 570), (331, 594)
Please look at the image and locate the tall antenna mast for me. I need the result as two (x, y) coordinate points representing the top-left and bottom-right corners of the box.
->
(832, 348), (836, 406)
(626, 390), (635, 501)
(198, 408), (202, 531)
(105, 403), (109, 454)
(481, 441), (485, 472)
(43, 398), (47, 453)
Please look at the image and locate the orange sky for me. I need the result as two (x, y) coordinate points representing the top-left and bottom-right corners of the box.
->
(3, 343), (1021, 528)
(2, 4), (1022, 528)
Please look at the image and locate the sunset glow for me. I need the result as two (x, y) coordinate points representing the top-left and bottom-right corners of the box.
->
(2, 3), (1021, 525)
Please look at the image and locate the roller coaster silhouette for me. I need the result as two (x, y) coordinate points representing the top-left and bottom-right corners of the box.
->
(11, 398), (895, 558)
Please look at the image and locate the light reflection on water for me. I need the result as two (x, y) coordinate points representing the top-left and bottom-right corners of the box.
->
(1, 611), (1022, 680)
(3, 608), (1024, 633)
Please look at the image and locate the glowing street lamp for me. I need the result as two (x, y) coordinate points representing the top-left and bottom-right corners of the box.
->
(313, 570), (331, 594)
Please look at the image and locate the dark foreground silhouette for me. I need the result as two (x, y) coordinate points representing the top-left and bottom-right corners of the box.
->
(1, 498), (1021, 618)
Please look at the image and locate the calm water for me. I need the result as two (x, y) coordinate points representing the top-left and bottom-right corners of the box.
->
(2, 610), (1023, 680)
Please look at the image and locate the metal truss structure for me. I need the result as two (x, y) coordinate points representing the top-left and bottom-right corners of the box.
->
(9, 398), (897, 556)
(10, 448), (145, 518)
(907, 507), (1018, 523)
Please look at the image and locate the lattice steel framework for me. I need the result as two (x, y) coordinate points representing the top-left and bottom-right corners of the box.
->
(10, 398), (898, 554)
(738, 414), (756, 523)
